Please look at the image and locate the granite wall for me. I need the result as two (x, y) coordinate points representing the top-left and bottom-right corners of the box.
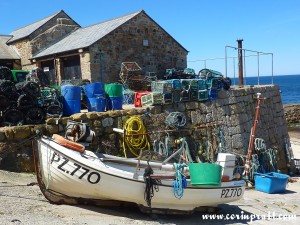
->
(0, 85), (291, 173)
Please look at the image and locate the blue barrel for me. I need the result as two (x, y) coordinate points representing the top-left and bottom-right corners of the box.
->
(87, 96), (106, 112)
(83, 82), (104, 98)
(62, 99), (81, 116)
(61, 85), (81, 100)
(106, 97), (123, 110)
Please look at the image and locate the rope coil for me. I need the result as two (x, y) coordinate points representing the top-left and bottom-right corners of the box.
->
(122, 116), (150, 157)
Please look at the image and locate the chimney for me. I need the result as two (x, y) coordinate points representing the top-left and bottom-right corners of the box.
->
(237, 39), (244, 87)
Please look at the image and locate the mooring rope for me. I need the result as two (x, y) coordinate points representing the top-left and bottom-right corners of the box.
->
(173, 163), (187, 199)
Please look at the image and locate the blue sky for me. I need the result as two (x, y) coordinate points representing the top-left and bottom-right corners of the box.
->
(1, 0), (299, 76)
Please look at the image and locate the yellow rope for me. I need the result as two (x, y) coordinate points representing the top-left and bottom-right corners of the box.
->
(122, 116), (150, 157)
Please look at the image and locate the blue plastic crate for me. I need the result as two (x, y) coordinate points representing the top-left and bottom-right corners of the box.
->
(254, 172), (289, 194)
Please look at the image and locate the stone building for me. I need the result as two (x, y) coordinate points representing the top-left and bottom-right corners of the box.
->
(1, 10), (188, 84)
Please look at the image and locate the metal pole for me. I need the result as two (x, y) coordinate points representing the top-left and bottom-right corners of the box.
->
(237, 39), (244, 87)
(225, 46), (228, 78)
(243, 49), (246, 86)
(233, 57), (236, 86)
(271, 53), (274, 85)
(257, 52), (260, 85)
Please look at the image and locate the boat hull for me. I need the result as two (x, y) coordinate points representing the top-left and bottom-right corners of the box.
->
(33, 136), (246, 213)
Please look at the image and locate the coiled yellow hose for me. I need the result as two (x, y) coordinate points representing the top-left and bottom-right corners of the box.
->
(122, 116), (150, 157)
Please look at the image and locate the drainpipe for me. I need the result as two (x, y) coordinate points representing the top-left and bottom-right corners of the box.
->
(237, 39), (244, 87)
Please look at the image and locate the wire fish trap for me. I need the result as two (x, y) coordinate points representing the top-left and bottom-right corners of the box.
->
(165, 112), (187, 129)
(141, 92), (163, 106)
(151, 80), (172, 94)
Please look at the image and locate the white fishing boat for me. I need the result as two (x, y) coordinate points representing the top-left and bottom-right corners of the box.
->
(33, 134), (246, 214)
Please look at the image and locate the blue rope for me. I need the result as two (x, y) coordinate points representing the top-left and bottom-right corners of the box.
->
(173, 163), (187, 199)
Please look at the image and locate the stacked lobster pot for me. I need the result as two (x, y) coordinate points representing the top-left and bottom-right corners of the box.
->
(0, 80), (44, 126)
(170, 79), (182, 103)
(196, 78), (208, 101)
(150, 80), (173, 104)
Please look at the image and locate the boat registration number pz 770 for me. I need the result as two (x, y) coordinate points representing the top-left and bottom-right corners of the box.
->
(220, 188), (243, 198)
(50, 152), (101, 184)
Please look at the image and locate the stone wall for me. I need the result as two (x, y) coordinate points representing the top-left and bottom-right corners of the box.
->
(284, 104), (300, 125)
(10, 11), (79, 70)
(89, 12), (187, 83)
(12, 39), (32, 68)
(0, 85), (290, 173)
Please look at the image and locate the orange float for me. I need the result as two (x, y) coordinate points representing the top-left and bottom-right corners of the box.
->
(52, 134), (85, 153)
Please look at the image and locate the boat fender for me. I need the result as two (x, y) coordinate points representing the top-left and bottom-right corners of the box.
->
(52, 134), (85, 153)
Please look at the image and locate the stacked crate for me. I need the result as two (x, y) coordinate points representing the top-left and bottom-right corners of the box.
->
(171, 79), (181, 103)
(196, 79), (208, 101)
(141, 92), (163, 106)
(151, 80), (173, 104)
(180, 79), (191, 101)
(206, 78), (220, 100)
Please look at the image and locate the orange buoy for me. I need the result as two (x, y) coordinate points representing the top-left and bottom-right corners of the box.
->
(52, 134), (85, 153)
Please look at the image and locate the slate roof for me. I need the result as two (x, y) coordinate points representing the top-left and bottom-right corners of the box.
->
(7, 11), (63, 44)
(33, 10), (142, 59)
(0, 35), (20, 59)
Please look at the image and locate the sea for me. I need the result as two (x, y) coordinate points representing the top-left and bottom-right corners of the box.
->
(231, 74), (300, 105)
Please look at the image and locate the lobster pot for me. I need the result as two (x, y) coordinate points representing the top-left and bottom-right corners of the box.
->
(134, 91), (151, 107)
(207, 78), (221, 89)
(172, 90), (181, 103)
(106, 96), (123, 110)
(61, 85), (81, 100)
(141, 92), (163, 106)
(190, 89), (198, 101)
(151, 80), (172, 94)
(198, 90), (208, 101)
(208, 89), (218, 100)
(87, 96), (106, 112)
(170, 79), (181, 91)
(189, 79), (199, 91)
(181, 90), (190, 101)
(83, 82), (104, 98)
(104, 83), (123, 97)
(62, 99), (81, 116)
(162, 93), (173, 104)
(196, 79), (207, 90)
(123, 90), (135, 105)
(181, 79), (192, 91)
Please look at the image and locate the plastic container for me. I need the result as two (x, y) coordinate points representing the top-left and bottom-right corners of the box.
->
(189, 163), (222, 186)
(61, 85), (81, 100)
(87, 96), (106, 112)
(217, 153), (236, 180)
(254, 172), (289, 194)
(62, 99), (81, 116)
(134, 91), (151, 107)
(106, 96), (123, 110)
(105, 83), (123, 97)
(83, 82), (104, 98)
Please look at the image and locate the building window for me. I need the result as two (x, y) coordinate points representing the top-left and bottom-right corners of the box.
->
(143, 39), (149, 46)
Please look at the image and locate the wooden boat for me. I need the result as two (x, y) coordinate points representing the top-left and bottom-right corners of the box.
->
(33, 135), (246, 214)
